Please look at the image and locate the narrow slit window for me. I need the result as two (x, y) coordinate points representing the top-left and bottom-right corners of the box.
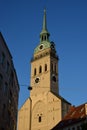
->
(45, 64), (47, 71)
(42, 36), (43, 41)
(34, 68), (36, 76)
(44, 36), (46, 40)
(38, 116), (41, 122)
(39, 66), (42, 73)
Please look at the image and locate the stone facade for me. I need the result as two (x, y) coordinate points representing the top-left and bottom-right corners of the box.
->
(0, 32), (19, 130)
(18, 93), (71, 130)
(18, 98), (31, 130)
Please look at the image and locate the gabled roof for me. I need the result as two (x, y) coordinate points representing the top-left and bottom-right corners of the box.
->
(18, 97), (31, 111)
(52, 103), (87, 129)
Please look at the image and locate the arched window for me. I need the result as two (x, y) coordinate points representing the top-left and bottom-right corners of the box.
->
(45, 64), (47, 71)
(38, 116), (42, 122)
(44, 35), (46, 40)
(34, 68), (36, 76)
(39, 66), (42, 73)
(42, 36), (43, 41)
(52, 76), (56, 82)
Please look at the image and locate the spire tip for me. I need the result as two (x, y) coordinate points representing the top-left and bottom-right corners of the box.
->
(44, 8), (46, 12)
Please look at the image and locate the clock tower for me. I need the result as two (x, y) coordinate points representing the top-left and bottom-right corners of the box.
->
(18, 10), (71, 130)
(30, 9), (59, 97)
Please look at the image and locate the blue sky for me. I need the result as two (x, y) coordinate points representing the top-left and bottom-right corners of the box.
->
(0, 0), (87, 109)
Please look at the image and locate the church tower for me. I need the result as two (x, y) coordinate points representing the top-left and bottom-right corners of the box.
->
(30, 9), (59, 97)
(18, 10), (71, 130)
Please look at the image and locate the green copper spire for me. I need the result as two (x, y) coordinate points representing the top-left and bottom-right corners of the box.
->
(40, 9), (50, 42)
(43, 9), (47, 31)
(34, 9), (51, 54)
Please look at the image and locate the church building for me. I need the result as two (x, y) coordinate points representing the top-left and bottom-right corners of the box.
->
(18, 10), (71, 130)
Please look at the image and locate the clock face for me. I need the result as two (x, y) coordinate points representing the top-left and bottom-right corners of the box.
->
(39, 44), (44, 50)
(35, 77), (40, 83)
(52, 75), (56, 82)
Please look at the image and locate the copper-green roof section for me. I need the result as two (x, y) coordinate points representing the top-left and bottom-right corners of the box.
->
(40, 9), (50, 43)
(34, 41), (51, 54)
(34, 9), (51, 54)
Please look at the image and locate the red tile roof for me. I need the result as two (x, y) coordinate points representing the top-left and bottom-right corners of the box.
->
(63, 103), (86, 120)
(52, 103), (87, 130)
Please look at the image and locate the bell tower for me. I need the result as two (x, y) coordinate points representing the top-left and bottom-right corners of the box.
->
(30, 9), (59, 97)
(18, 9), (71, 130)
